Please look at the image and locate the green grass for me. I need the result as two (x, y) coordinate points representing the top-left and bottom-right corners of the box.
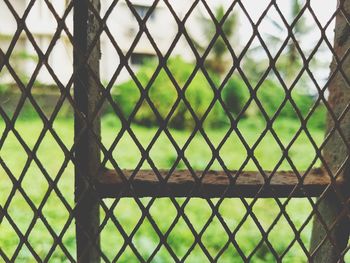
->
(0, 115), (331, 262)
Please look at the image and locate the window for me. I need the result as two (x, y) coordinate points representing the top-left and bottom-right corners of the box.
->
(133, 4), (156, 20)
(130, 53), (155, 66)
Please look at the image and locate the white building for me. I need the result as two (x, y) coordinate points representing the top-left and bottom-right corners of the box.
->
(0, 0), (212, 86)
(0, 0), (335, 88)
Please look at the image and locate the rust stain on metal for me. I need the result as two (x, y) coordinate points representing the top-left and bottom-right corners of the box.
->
(96, 168), (342, 198)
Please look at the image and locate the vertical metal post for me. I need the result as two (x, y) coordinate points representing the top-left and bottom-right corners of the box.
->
(73, 0), (101, 262)
(310, 0), (350, 261)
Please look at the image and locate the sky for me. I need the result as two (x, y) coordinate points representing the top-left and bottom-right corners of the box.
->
(0, 0), (339, 91)
(207, 0), (338, 90)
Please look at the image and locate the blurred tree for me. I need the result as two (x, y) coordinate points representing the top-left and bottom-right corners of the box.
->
(266, 0), (317, 86)
(193, 5), (239, 78)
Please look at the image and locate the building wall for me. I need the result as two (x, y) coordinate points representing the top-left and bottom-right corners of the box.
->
(0, 0), (207, 86)
(0, 0), (72, 85)
(0, 0), (336, 92)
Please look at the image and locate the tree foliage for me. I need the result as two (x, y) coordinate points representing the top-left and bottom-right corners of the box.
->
(193, 5), (238, 77)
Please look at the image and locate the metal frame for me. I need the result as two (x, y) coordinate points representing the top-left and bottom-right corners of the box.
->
(74, 0), (101, 262)
(0, 0), (349, 262)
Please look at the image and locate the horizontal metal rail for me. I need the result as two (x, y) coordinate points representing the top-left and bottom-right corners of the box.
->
(97, 168), (345, 198)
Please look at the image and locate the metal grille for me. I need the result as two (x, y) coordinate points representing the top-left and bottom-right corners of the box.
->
(0, 0), (349, 262)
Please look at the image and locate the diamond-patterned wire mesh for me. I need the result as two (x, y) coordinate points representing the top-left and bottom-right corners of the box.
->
(0, 0), (349, 262)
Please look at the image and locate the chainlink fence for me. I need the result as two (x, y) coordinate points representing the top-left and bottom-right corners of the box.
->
(0, 0), (350, 262)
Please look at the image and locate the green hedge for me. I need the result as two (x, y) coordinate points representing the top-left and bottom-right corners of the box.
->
(112, 56), (224, 129)
(221, 76), (318, 118)
(111, 56), (325, 130)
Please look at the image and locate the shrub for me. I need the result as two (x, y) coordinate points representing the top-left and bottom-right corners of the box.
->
(112, 56), (226, 129)
(222, 75), (250, 116)
(222, 75), (320, 120)
(306, 102), (326, 130)
(112, 58), (325, 130)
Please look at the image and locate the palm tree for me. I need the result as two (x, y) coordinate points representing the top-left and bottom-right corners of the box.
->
(266, 0), (315, 86)
(192, 5), (239, 78)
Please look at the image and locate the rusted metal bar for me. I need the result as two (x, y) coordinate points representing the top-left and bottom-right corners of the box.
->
(96, 168), (341, 198)
(0, 48), (4, 71)
(73, 0), (101, 262)
(310, 1), (350, 261)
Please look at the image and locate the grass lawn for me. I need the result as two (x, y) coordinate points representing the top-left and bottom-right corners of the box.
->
(0, 115), (337, 262)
